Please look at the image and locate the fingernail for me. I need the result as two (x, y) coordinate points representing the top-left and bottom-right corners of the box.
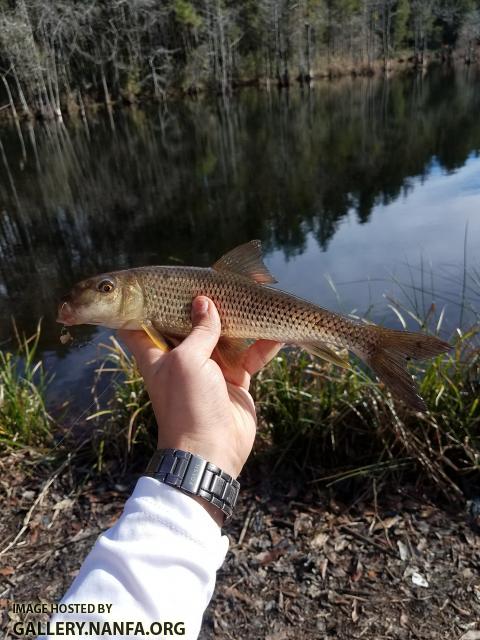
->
(192, 297), (209, 317)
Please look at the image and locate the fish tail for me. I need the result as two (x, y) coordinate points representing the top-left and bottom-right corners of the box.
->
(358, 328), (451, 411)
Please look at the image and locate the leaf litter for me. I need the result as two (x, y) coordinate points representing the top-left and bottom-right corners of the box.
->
(0, 450), (479, 639)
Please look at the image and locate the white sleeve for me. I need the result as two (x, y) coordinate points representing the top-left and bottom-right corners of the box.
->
(40, 476), (230, 639)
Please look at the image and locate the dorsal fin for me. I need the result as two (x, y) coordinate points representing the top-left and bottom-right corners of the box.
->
(212, 240), (277, 284)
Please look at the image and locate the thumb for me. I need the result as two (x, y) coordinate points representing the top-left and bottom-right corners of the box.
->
(117, 329), (167, 374)
(177, 296), (221, 361)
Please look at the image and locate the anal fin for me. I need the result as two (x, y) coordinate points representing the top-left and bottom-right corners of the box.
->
(300, 341), (351, 370)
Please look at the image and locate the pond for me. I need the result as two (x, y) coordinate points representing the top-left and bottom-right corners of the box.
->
(1, 66), (479, 412)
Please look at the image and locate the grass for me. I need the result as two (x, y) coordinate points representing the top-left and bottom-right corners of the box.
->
(253, 329), (479, 497)
(0, 314), (478, 498)
(249, 277), (480, 497)
(86, 336), (155, 474)
(85, 318), (479, 498)
(0, 321), (54, 451)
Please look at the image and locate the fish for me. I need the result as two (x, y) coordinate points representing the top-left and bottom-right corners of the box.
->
(57, 240), (451, 411)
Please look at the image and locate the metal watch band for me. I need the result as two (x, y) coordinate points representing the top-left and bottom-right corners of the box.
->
(145, 448), (240, 522)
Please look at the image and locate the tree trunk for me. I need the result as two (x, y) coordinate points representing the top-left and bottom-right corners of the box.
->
(305, 22), (312, 80)
(101, 65), (115, 131)
(1, 75), (26, 160)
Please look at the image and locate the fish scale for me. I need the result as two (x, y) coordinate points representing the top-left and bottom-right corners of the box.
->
(136, 265), (357, 347)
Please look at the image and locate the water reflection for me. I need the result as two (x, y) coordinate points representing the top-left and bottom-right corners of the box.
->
(269, 154), (480, 328)
(0, 67), (479, 366)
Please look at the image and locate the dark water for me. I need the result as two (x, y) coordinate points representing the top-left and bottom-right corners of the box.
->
(1, 67), (479, 408)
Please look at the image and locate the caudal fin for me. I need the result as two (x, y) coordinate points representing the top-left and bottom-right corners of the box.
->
(362, 328), (451, 411)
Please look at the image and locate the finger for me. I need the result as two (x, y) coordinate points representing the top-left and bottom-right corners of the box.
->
(176, 296), (221, 361)
(117, 329), (167, 373)
(243, 340), (284, 375)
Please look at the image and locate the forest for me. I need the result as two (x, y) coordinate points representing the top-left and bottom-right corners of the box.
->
(1, 0), (480, 117)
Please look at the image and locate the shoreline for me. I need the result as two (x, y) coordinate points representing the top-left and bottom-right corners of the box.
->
(0, 55), (477, 125)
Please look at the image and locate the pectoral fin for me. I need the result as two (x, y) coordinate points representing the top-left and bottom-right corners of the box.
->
(141, 321), (170, 352)
(300, 341), (351, 370)
(212, 240), (278, 284)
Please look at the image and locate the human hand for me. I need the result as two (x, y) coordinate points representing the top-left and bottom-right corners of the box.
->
(118, 297), (282, 520)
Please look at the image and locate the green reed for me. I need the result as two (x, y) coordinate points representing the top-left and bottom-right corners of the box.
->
(88, 322), (479, 496)
(0, 321), (53, 450)
(0, 316), (478, 497)
(87, 336), (155, 473)
(253, 329), (479, 497)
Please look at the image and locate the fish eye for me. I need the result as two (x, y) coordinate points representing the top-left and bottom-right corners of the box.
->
(97, 279), (115, 294)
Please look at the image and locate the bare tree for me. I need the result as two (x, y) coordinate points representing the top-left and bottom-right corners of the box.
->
(458, 9), (480, 64)
(0, 0), (479, 112)
(410, 0), (436, 66)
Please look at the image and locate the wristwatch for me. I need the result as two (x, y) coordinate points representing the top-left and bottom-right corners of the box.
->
(145, 448), (240, 522)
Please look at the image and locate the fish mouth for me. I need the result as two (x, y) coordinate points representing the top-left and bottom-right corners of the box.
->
(57, 301), (77, 326)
